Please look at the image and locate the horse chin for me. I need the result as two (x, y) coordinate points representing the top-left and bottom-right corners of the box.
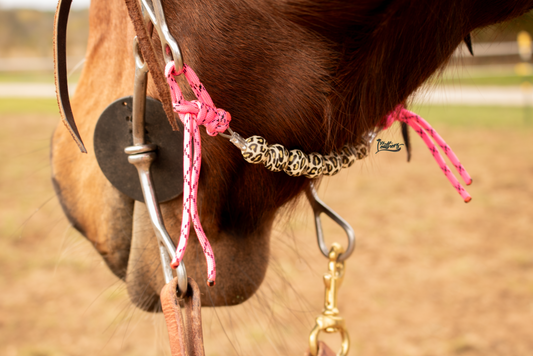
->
(125, 199), (272, 311)
(51, 123), (272, 311)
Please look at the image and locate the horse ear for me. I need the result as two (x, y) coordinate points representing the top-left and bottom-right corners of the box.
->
(284, 0), (390, 43)
(464, 33), (474, 56)
(401, 122), (411, 162)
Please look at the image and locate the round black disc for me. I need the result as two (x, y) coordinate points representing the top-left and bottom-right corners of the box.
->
(94, 96), (183, 203)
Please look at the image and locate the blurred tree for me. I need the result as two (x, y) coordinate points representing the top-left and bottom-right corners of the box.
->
(475, 10), (533, 42)
(0, 9), (88, 58)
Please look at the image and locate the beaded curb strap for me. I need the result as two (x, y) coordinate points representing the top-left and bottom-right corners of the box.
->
(237, 136), (370, 178)
(164, 61), (472, 284)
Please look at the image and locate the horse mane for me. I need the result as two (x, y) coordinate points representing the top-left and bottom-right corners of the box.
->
(158, 0), (533, 234)
(284, 0), (533, 147)
(166, 0), (533, 156)
(51, 0), (533, 309)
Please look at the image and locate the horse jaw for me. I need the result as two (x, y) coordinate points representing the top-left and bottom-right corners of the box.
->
(51, 0), (273, 309)
(126, 201), (271, 310)
(52, 0), (533, 311)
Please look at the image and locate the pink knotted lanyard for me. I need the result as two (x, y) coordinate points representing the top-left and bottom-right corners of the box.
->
(383, 106), (472, 202)
(164, 62), (472, 284)
(165, 62), (231, 285)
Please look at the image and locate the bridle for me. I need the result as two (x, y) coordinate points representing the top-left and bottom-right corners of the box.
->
(53, 0), (473, 355)
(54, 0), (356, 354)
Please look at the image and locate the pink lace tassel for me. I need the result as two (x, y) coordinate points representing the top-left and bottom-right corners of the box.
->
(165, 62), (231, 285)
(402, 110), (472, 186)
(384, 106), (472, 202)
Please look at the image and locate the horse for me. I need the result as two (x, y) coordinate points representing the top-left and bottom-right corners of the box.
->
(51, 0), (533, 317)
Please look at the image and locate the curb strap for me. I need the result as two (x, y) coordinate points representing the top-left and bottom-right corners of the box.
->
(161, 277), (206, 356)
(53, 0), (86, 153)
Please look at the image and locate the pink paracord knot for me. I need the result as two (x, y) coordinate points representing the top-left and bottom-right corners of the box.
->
(164, 61), (473, 284)
(165, 61), (232, 285)
(383, 106), (473, 202)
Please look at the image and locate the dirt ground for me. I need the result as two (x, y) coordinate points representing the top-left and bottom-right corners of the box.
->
(1, 106), (533, 356)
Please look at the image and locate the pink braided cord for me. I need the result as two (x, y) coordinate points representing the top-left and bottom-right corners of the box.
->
(165, 62), (231, 285)
(383, 106), (472, 202)
(163, 60), (472, 284)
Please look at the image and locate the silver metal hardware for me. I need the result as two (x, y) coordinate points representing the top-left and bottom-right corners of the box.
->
(126, 152), (188, 296)
(132, 37), (149, 146)
(367, 130), (378, 144)
(307, 188), (354, 355)
(305, 184), (355, 262)
(140, 0), (184, 70)
(127, 153), (177, 270)
(220, 128), (248, 150)
(127, 34), (187, 297)
(124, 143), (157, 155)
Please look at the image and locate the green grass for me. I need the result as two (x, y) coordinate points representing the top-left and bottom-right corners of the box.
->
(429, 65), (533, 86)
(411, 105), (532, 128)
(0, 71), (55, 83)
(0, 71), (81, 83)
(0, 98), (530, 129)
(435, 75), (533, 86)
(0, 98), (59, 115)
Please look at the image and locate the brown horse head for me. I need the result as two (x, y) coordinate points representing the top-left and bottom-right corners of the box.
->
(51, 0), (533, 311)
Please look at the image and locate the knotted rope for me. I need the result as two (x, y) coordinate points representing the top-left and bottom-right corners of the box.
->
(165, 62), (231, 285)
(165, 62), (473, 284)
(383, 106), (472, 202)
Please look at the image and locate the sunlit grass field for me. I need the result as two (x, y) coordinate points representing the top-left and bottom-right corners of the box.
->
(0, 72), (55, 83)
(436, 74), (532, 86)
(0, 72), (81, 84)
(0, 67), (528, 86)
(1, 98), (533, 356)
(434, 65), (533, 87)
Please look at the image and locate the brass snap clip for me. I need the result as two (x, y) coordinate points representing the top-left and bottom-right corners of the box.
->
(309, 243), (350, 356)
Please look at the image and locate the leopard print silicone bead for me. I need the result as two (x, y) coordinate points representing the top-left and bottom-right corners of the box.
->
(242, 136), (268, 164)
(353, 142), (369, 160)
(284, 149), (309, 177)
(340, 145), (356, 168)
(304, 153), (324, 178)
(264, 144), (290, 172)
(322, 153), (343, 176)
(236, 132), (368, 177)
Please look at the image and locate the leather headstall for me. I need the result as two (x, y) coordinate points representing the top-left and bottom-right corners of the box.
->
(53, 0), (177, 154)
(53, 0), (86, 152)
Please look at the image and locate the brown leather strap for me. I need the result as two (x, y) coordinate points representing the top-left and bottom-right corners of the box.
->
(161, 277), (205, 356)
(123, 0), (178, 130)
(53, 0), (86, 153)
(53, 0), (179, 154)
(304, 342), (337, 356)
(161, 280), (337, 356)
(55, 2), (340, 353)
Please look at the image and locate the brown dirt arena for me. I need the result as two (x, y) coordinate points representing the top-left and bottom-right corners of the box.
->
(1, 103), (532, 356)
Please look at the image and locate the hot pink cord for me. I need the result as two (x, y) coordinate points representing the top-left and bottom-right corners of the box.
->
(165, 62), (231, 285)
(164, 62), (472, 283)
(383, 106), (472, 202)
